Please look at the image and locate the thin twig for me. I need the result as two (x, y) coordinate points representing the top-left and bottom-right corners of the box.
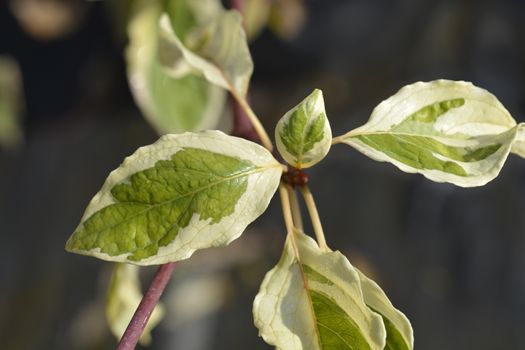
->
(230, 0), (246, 16)
(286, 184), (304, 231)
(331, 135), (347, 145)
(116, 263), (177, 350)
(230, 88), (274, 151)
(300, 185), (328, 250)
(227, 0), (273, 150)
(230, 95), (261, 144)
(279, 184), (295, 234)
(117, 2), (274, 346)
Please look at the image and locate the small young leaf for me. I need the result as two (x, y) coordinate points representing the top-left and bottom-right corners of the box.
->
(335, 80), (525, 187)
(275, 89), (332, 168)
(106, 264), (164, 346)
(253, 231), (387, 350)
(158, 5), (253, 97)
(127, 2), (227, 135)
(65, 131), (282, 265)
(358, 271), (414, 350)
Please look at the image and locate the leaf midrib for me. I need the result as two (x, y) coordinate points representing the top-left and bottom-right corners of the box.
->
(290, 236), (378, 350)
(358, 133), (464, 163)
(346, 130), (470, 140)
(342, 120), (517, 141)
(317, 322), (355, 350)
(83, 163), (280, 239)
(288, 234), (323, 350)
(295, 106), (311, 165)
(290, 236), (366, 350)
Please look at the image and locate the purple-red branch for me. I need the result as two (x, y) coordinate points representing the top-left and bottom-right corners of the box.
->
(116, 262), (177, 350)
(229, 0), (246, 15)
(116, 2), (259, 348)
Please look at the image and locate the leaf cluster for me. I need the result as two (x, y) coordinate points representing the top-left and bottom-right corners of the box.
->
(66, 1), (525, 349)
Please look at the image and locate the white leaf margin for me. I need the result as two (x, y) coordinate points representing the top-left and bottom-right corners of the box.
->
(342, 126), (519, 187)
(346, 80), (516, 137)
(335, 80), (525, 187)
(358, 270), (414, 349)
(158, 11), (253, 97)
(253, 232), (387, 350)
(126, 3), (228, 135)
(68, 130), (283, 265)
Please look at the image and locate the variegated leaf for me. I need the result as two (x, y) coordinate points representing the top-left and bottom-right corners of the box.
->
(158, 4), (253, 98)
(106, 264), (164, 345)
(127, 1), (228, 135)
(275, 89), (331, 168)
(335, 80), (525, 187)
(65, 131), (283, 265)
(253, 231), (387, 350)
(165, 0), (223, 41)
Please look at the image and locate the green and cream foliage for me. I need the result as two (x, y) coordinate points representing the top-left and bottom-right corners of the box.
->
(335, 80), (525, 187)
(358, 272), (413, 350)
(159, 0), (253, 100)
(106, 264), (164, 345)
(276, 89), (332, 168)
(66, 131), (282, 265)
(253, 230), (412, 350)
(126, 0), (229, 135)
(70, 24), (525, 346)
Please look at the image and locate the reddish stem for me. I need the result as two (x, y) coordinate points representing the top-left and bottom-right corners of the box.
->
(116, 263), (177, 350)
(229, 0), (245, 14)
(117, 3), (258, 347)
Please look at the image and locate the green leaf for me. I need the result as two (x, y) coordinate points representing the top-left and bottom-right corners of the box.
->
(275, 89), (332, 168)
(0, 56), (24, 149)
(335, 80), (525, 187)
(160, 0), (225, 77)
(66, 131), (282, 265)
(127, 2), (227, 135)
(165, 0), (223, 40)
(164, 0), (196, 40)
(253, 231), (388, 350)
(106, 264), (164, 346)
(158, 4), (253, 97)
(358, 271), (413, 350)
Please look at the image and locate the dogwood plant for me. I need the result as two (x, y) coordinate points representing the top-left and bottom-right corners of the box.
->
(66, 1), (525, 349)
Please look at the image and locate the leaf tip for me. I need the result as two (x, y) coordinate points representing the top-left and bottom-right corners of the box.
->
(64, 234), (76, 253)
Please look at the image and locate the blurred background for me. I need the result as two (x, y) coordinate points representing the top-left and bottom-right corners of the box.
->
(2, 0), (525, 349)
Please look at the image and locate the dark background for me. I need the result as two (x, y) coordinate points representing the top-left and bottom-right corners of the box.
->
(1, 0), (525, 349)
